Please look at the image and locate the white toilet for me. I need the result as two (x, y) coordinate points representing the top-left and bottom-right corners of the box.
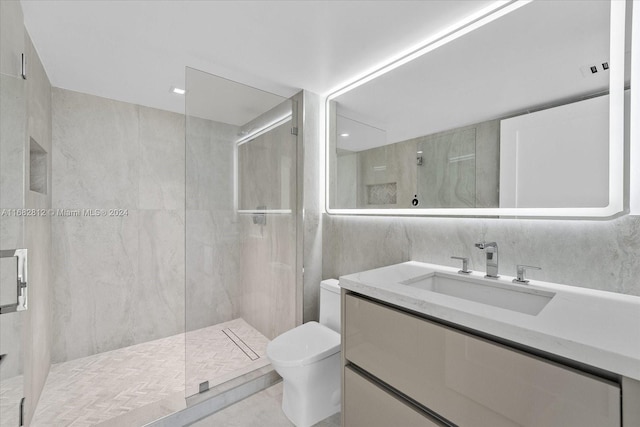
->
(267, 279), (341, 427)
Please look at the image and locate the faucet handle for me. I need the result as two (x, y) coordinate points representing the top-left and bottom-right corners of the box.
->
(451, 256), (471, 274)
(513, 265), (541, 284)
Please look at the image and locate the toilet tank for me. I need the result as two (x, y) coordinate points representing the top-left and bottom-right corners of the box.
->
(319, 279), (341, 333)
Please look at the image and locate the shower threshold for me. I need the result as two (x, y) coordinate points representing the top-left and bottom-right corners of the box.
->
(29, 318), (270, 427)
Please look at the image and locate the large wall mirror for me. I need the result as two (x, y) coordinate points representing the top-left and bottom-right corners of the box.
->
(326, 0), (629, 217)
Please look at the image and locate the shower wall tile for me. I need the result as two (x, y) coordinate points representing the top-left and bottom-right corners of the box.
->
(0, 73), (26, 382)
(0, 73), (26, 210)
(52, 214), (139, 362)
(186, 117), (237, 211)
(323, 214), (640, 297)
(136, 210), (185, 343)
(139, 107), (185, 210)
(0, 0), (24, 77)
(23, 32), (54, 425)
(239, 214), (296, 340)
(236, 106), (298, 339)
(185, 114), (240, 333)
(52, 88), (139, 209)
(185, 210), (240, 332)
(52, 89), (187, 363)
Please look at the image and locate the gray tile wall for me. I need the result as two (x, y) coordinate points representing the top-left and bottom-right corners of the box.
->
(323, 214), (640, 297)
(185, 116), (240, 332)
(237, 118), (297, 339)
(23, 32), (54, 424)
(52, 89), (186, 362)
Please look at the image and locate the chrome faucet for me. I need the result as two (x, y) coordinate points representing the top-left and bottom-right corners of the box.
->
(475, 241), (499, 278)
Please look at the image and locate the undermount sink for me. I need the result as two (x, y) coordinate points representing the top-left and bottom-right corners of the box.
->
(400, 272), (555, 315)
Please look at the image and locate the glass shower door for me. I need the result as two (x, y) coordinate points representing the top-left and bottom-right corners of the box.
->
(185, 67), (299, 399)
(0, 72), (27, 427)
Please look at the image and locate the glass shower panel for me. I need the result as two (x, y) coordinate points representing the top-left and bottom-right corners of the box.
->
(185, 67), (298, 399)
(0, 72), (26, 427)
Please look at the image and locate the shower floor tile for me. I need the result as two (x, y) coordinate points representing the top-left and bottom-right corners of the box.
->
(0, 374), (22, 427)
(29, 318), (269, 427)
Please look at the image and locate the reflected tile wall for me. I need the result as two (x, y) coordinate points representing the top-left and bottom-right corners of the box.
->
(357, 139), (417, 208)
(52, 89), (186, 362)
(323, 215), (640, 297)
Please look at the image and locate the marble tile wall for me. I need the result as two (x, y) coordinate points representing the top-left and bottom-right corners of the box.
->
(356, 139), (417, 208)
(0, 74), (26, 382)
(349, 119), (500, 210)
(0, 0), (24, 78)
(52, 89), (186, 362)
(237, 115), (297, 339)
(416, 127), (477, 208)
(0, 8), (55, 421)
(336, 151), (357, 209)
(22, 28), (54, 425)
(323, 214), (640, 297)
(0, 2), (27, 386)
(185, 116), (240, 332)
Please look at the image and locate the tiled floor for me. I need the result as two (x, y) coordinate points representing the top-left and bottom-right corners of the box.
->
(191, 382), (341, 427)
(0, 374), (22, 427)
(28, 318), (269, 426)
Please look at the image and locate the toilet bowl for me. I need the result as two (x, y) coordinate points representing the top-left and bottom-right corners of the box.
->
(267, 279), (341, 427)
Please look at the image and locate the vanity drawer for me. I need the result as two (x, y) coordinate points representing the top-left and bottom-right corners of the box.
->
(344, 294), (621, 427)
(344, 366), (444, 427)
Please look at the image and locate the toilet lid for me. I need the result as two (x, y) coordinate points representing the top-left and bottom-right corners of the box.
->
(267, 321), (340, 367)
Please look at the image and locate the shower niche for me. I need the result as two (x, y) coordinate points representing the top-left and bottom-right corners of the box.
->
(29, 137), (47, 194)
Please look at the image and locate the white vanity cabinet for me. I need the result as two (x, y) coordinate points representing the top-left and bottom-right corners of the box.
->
(342, 293), (622, 427)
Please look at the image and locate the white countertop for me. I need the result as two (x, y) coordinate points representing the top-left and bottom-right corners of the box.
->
(339, 261), (640, 381)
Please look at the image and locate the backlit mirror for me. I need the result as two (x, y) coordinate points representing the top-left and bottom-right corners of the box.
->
(326, 0), (629, 217)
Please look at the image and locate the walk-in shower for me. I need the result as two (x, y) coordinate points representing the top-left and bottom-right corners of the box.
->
(0, 64), (302, 426)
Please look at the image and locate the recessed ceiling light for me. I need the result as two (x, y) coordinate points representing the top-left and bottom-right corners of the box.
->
(171, 87), (186, 95)
(340, 133), (350, 137)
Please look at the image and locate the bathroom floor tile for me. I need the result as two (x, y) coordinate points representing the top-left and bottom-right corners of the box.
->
(0, 374), (22, 427)
(191, 382), (341, 427)
(28, 318), (268, 427)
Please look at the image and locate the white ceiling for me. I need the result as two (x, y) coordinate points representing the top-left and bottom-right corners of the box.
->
(19, 0), (496, 117)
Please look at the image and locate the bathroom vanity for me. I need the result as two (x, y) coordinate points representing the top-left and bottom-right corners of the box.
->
(339, 262), (640, 427)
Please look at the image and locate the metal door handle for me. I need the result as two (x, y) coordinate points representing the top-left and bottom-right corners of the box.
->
(0, 249), (28, 314)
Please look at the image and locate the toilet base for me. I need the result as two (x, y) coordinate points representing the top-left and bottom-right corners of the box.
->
(278, 353), (341, 427)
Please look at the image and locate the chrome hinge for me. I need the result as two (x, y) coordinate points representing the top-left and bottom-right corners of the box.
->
(291, 127), (298, 136)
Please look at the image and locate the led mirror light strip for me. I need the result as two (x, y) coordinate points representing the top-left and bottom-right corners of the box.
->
(325, 0), (626, 218)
